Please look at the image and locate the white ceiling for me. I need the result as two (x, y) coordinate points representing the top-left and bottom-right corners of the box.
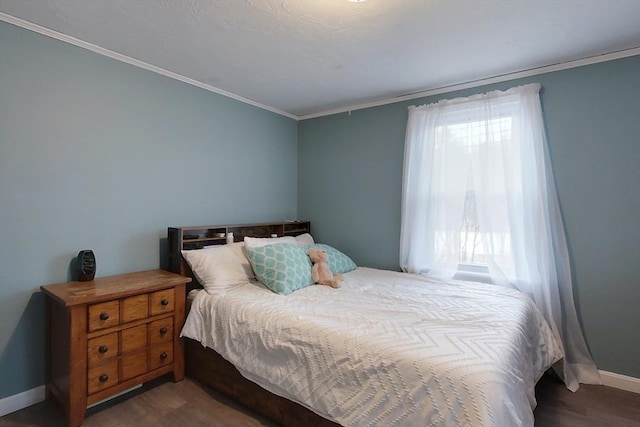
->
(1, 0), (639, 118)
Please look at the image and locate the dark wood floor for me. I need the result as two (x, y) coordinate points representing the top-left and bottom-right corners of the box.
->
(1, 374), (638, 426)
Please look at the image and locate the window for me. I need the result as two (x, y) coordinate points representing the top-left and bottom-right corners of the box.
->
(401, 84), (600, 390)
(431, 116), (514, 276)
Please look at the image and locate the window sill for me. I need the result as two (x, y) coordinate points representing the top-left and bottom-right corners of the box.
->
(454, 264), (492, 284)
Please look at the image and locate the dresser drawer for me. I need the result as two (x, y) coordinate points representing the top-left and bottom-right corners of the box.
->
(150, 289), (174, 315)
(88, 300), (120, 331)
(149, 317), (173, 345)
(122, 294), (149, 323)
(87, 360), (119, 395)
(121, 324), (148, 353)
(87, 332), (119, 367)
(148, 342), (173, 371)
(121, 350), (148, 381)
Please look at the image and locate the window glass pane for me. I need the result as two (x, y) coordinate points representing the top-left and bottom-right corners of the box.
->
(435, 116), (514, 270)
(460, 190), (485, 265)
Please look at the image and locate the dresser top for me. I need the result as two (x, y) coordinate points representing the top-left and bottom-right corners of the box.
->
(40, 269), (191, 306)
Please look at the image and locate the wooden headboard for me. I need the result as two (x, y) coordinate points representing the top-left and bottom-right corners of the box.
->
(167, 221), (310, 290)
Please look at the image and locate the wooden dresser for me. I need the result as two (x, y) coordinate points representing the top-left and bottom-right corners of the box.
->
(40, 269), (191, 427)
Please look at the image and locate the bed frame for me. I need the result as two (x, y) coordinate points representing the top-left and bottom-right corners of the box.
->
(167, 221), (340, 427)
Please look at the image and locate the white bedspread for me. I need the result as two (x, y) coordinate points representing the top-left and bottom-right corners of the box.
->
(181, 267), (562, 427)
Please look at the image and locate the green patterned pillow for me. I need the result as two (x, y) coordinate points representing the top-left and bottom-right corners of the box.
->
(306, 244), (356, 274)
(246, 243), (314, 295)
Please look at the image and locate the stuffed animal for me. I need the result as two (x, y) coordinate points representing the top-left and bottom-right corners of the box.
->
(307, 248), (342, 288)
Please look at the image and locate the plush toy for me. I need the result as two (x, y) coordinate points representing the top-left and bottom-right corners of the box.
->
(307, 248), (342, 288)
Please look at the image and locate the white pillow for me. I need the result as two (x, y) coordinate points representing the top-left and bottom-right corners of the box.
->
(244, 236), (296, 248)
(244, 234), (315, 249)
(181, 243), (253, 293)
(294, 233), (315, 247)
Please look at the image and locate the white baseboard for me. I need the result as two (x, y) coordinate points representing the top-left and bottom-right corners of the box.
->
(0, 385), (45, 417)
(0, 383), (142, 418)
(599, 370), (640, 394)
(1, 371), (637, 417)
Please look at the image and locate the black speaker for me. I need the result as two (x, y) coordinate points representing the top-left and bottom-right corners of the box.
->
(77, 250), (96, 281)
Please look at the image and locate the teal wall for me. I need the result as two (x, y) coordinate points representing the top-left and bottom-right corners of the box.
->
(298, 56), (640, 378)
(0, 21), (297, 398)
(1, 18), (638, 402)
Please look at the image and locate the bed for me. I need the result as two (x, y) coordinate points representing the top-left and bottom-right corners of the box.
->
(168, 222), (562, 427)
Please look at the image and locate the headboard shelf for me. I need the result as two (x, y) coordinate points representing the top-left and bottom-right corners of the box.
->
(167, 221), (310, 275)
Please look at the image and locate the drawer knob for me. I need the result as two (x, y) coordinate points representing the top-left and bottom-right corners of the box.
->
(160, 352), (168, 360)
(160, 298), (169, 306)
(99, 312), (110, 321)
(98, 345), (109, 354)
(159, 327), (168, 335)
(99, 374), (109, 383)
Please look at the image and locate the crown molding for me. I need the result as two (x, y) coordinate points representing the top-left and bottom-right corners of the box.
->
(0, 13), (297, 120)
(299, 47), (640, 120)
(2, 12), (638, 122)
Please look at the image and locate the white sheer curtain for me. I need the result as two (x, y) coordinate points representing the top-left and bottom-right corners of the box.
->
(400, 83), (600, 391)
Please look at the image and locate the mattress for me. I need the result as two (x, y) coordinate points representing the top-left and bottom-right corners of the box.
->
(181, 267), (562, 426)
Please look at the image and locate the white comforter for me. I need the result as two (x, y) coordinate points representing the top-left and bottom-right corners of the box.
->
(181, 267), (562, 427)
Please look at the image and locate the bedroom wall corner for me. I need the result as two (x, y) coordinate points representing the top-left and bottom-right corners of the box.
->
(0, 20), (298, 402)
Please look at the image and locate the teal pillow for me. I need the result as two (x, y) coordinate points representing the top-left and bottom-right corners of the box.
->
(246, 243), (314, 295)
(306, 244), (356, 274)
